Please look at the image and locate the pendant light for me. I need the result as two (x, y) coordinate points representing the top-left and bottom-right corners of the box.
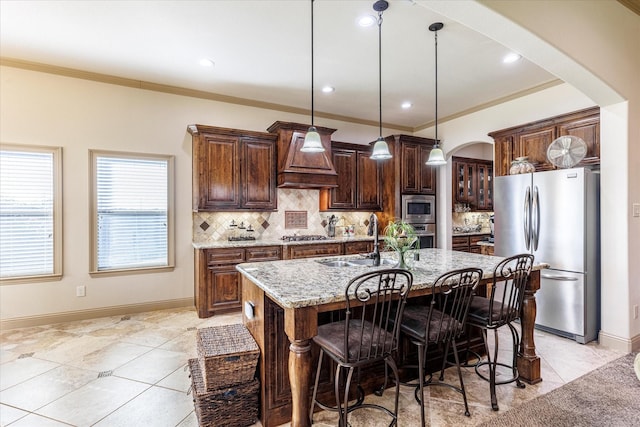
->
(301, 0), (324, 153)
(370, 0), (392, 160)
(426, 22), (447, 166)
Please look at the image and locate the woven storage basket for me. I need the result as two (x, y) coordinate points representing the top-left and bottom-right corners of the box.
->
(188, 358), (259, 427)
(196, 323), (259, 390)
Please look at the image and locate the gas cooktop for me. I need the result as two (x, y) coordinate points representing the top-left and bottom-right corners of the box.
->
(280, 235), (328, 242)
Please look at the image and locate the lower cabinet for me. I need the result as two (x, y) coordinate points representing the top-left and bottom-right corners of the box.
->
(344, 240), (374, 255)
(284, 240), (375, 260)
(452, 234), (490, 253)
(480, 244), (494, 256)
(195, 246), (281, 318)
(196, 240), (375, 317)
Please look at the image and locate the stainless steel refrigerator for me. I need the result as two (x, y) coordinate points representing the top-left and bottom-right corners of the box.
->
(494, 167), (600, 344)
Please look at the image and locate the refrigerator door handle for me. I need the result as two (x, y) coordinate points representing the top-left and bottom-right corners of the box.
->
(541, 273), (579, 281)
(532, 185), (540, 251)
(524, 186), (531, 250)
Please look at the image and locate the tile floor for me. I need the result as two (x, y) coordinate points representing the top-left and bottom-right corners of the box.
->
(0, 307), (624, 427)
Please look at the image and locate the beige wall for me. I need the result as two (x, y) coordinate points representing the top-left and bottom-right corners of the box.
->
(0, 66), (402, 325)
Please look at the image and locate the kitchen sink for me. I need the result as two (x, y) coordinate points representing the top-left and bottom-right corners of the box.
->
(316, 258), (396, 268)
(316, 260), (352, 267)
(346, 258), (396, 267)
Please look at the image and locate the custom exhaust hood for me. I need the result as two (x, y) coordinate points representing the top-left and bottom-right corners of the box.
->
(267, 121), (338, 189)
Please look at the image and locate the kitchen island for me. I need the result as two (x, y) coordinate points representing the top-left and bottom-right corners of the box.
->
(237, 248), (547, 427)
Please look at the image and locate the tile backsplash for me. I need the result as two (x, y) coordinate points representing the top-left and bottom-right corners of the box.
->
(452, 211), (493, 233)
(193, 189), (374, 243)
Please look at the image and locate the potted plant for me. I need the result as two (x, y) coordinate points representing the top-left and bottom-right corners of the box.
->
(383, 219), (418, 269)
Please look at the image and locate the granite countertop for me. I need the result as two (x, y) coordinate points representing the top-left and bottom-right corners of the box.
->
(236, 248), (548, 310)
(477, 241), (494, 247)
(452, 230), (492, 237)
(192, 235), (375, 250)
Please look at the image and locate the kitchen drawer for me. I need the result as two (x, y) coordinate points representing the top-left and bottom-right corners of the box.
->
(452, 236), (469, 251)
(344, 240), (373, 255)
(287, 243), (343, 259)
(470, 235), (489, 245)
(206, 248), (245, 266)
(246, 246), (282, 262)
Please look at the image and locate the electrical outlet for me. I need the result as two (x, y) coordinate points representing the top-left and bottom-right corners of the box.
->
(634, 305), (639, 320)
(76, 285), (86, 297)
(633, 203), (640, 218)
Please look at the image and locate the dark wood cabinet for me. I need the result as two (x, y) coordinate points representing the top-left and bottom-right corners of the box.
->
(452, 156), (493, 211)
(378, 134), (438, 232)
(188, 124), (277, 211)
(284, 242), (343, 260)
(344, 240), (373, 255)
(195, 246), (281, 318)
(283, 240), (374, 260)
(401, 141), (436, 195)
(489, 107), (600, 176)
(452, 234), (490, 253)
(476, 162), (493, 211)
(320, 142), (381, 211)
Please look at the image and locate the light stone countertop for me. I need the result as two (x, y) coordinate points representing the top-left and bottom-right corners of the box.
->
(452, 231), (492, 237)
(192, 235), (374, 250)
(236, 248), (548, 309)
(477, 241), (495, 247)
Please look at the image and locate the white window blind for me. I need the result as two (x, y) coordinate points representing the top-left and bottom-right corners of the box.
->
(93, 153), (173, 272)
(0, 146), (61, 280)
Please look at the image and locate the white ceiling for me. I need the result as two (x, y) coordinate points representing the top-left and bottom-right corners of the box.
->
(0, 0), (558, 135)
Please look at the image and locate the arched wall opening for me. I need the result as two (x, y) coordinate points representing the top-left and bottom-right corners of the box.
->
(417, 0), (638, 351)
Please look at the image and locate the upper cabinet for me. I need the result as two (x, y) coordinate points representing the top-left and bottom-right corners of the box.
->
(452, 156), (493, 211)
(320, 141), (382, 211)
(400, 139), (437, 194)
(377, 135), (438, 229)
(188, 124), (277, 211)
(266, 121), (338, 189)
(489, 107), (600, 177)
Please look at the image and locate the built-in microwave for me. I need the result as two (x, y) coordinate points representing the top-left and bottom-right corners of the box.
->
(402, 195), (436, 224)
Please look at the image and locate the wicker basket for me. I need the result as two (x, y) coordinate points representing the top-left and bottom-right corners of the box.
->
(188, 358), (259, 427)
(196, 323), (259, 390)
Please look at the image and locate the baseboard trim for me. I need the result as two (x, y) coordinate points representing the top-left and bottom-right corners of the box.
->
(599, 330), (640, 352)
(0, 298), (194, 330)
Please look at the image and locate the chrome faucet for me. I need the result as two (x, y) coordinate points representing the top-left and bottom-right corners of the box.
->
(367, 213), (381, 266)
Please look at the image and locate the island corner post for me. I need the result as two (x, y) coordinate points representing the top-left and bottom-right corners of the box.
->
(240, 258), (543, 427)
(284, 305), (318, 427)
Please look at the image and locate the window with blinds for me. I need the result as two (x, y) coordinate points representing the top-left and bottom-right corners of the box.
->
(90, 151), (174, 274)
(0, 145), (62, 282)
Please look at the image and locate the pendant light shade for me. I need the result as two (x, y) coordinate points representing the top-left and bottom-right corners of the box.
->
(371, 137), (391, 159)
(301, 126), (324, 152)
(370, 0), (392, 161)
(427, 146), (446, 165)
(301, 0), (325, 153)
(426, 22), (446, 166)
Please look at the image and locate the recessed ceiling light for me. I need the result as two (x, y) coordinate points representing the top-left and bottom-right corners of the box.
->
(322, 86), (335, 93)
(199, 58), (215, 67)
(401, 102), (412, 109)
(358, 14), (376, 27)
(503, 53), (521, 64)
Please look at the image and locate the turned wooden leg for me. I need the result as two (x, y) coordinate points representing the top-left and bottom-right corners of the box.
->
(517, 269), (542, 384)
(289, 339), (313, 427)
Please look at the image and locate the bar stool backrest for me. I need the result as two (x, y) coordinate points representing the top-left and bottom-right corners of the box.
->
(488, 254), (535, 327)
(427, 268), (483, 345)
(343, 269), (413, 364)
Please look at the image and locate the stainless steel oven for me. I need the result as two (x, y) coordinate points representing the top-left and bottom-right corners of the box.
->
(402, 195), (436, 224)
(407, 222), (436, 248)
